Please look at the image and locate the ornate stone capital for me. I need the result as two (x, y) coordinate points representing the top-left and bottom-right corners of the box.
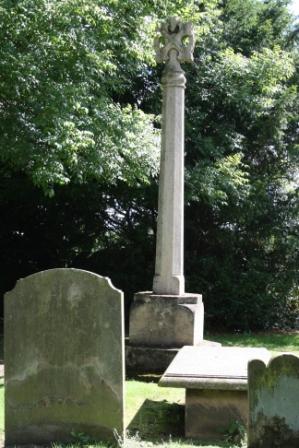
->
(154, 17), (195, 65)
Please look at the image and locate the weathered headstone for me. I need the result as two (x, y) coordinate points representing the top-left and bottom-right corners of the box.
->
(5, 268), (125, 446)
(248, 354), (299, 448)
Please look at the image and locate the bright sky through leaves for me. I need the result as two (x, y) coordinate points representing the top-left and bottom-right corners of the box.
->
(290, 0), (299, 15)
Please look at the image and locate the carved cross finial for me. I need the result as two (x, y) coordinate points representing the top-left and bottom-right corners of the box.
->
(154, 17), (195, 65)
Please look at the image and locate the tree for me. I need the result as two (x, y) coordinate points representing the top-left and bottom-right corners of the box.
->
(0, 0), (161, 193)
(182, 0), (299, 329)
(0, 0), (298, 330)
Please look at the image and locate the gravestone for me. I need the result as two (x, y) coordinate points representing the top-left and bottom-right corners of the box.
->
(5, 268), (125, 446)
(248, 354), (299, 448)
(159, 346), (271, 441)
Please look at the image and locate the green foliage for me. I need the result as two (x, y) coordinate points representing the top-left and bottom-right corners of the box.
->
(187, 153), (250, 206)
(0, 0), (298, 329)
(224, 420), (246, 447)
(182, 0), (298, 329)
(0, 0), (160, 192)
(221, 0), (293, 53)
(70, 431), (97, 445)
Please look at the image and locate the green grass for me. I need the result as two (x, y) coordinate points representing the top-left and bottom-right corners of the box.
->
(0, 381), (235, 447)
(207, 331), (299, 355)
(124, 331), (298, 447)
(0, 385), (3, 436)
(125, 380), (243, 448)
(1, 332), (298, 447)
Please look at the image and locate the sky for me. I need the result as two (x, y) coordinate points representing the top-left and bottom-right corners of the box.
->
(289, 0), (299, 16)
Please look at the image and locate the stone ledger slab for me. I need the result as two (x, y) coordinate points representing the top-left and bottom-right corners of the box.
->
(159, 346), (271, 441)
(5, 268), (125, 446)
(129, 292), (204, 348)
(248, 353), (299, 448)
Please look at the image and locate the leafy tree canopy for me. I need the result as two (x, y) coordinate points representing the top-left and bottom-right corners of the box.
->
(0, 0), (298, 329)
(0, 0), (163, 193)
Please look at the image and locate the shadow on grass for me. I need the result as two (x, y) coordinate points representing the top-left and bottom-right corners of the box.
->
(126, 399), (234, 447)
(126, 372), (161, 383)
(127, 398), (184, 439)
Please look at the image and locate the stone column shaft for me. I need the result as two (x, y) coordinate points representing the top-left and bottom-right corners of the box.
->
(152, 17), (195, 296)
(153, 53), (186, 295)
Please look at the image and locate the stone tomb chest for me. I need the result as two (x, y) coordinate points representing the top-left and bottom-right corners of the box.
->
(5, 268), (125, 446)
(159, 346), (271, 441)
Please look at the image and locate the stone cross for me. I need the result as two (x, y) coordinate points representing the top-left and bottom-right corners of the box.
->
(153, 17), (195, 295)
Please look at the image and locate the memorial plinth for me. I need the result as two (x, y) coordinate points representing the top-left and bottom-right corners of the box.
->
(129, 292), (204, 348)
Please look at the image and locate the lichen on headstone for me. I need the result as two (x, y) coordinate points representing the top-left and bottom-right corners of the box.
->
(248, 354), (299, 448)
(5, 268), (125, 447)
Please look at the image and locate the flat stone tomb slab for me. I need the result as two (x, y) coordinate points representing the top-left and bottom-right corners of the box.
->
(160, 346), (271, 389)
(159, 346), (271, 441)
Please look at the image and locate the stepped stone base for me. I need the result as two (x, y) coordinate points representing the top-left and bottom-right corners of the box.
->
(127, 291), (220, 373)
(129, 291), (204, 348)
(126, 343), (179, 374)
(126, 340), (221, 374)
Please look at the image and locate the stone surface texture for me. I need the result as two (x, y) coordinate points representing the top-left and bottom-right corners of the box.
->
(160, 346), (271, 441)
(248, 353), (299, 448)
(153, 17), (195, 295)
(5, 268), (125, 446)
(186, 389), (248, 441)
(125, 343), (179, 374)
(129, 292), (204, 348)
(159, 346), (271, 389)
(128, 18), (204, 367)
(126, 338), (220, 374)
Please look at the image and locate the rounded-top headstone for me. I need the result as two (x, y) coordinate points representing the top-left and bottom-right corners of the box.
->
(248, 354), (299, 448)
(5, 268), (125, 446)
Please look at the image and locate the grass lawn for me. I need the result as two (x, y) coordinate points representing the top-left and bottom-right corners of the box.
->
(208, 331), (299, 355)
(0, 332), (298, 447)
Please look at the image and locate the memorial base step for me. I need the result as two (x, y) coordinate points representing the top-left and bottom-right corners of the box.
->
(125, 339), (221, 374)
